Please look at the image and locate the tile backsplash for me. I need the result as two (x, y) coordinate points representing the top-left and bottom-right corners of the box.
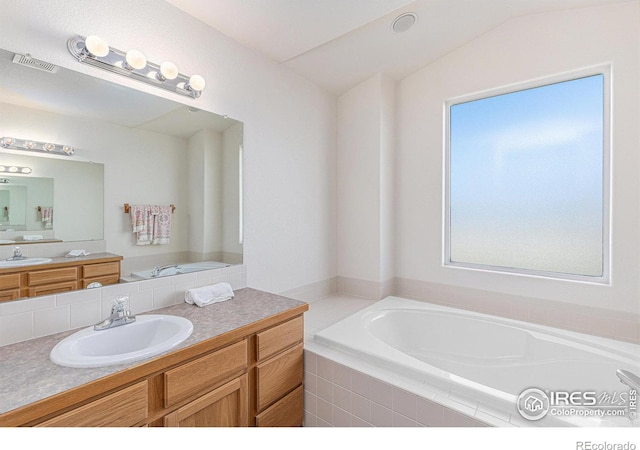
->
(0, 264), (246, 347)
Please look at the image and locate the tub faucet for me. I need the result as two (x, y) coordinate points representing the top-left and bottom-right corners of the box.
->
(616, 369), (640, 392)
(94, 295), (136, 331)
(151, 264), (179, 277)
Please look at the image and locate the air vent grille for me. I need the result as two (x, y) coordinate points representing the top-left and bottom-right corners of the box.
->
(12, 53), (58, 73)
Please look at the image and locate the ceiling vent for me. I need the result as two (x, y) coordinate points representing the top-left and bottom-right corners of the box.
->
(12, 53), (58, 73)
(392, 12), (417, 33)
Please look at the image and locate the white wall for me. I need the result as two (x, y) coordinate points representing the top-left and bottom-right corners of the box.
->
(0, 0), (337, 295)
(396, 2), (640, 315)
(222, 122), (243, 258)
(337, 73), (396, 291)
(188, 129), (223, 256)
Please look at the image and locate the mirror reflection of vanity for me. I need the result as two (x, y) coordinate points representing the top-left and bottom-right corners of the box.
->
(0, 47), (243, 301)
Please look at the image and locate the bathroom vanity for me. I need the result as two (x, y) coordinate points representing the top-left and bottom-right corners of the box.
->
(0, 288), (307, 427)
(0, 253), (122, 301)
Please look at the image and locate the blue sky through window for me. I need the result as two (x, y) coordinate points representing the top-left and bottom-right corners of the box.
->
(449, 74), (604, 276)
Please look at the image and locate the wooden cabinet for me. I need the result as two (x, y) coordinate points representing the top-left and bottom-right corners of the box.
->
(2, 312), (306, 427)
(26, 267), (79, 297)
(37, 381), (148, 427)
(0, 254), (122, 301)
(164, 340), (248, 408)
(255, 315), (305, 426)
(0, 273), (20, 301)
(164, 375), (248, 427)
(255, 385), (303, 427)
(82, 261), (121, 288)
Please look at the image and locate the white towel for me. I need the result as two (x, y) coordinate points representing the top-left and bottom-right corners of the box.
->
(185, 282), (234, 307)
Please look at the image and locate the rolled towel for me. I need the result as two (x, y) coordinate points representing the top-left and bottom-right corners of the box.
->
(185, 282), (234, 307)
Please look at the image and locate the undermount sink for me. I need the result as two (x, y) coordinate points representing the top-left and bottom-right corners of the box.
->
(50, 315), (194, 368)
(0, 257), (52, 268)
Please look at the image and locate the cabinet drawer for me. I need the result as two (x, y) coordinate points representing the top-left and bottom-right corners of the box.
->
(27, 267), (79, 286)
(82, 274), (120, 288)
(83, 261), (120, 278)
(256, 342), (303, 411)
(0, 273), (20, 290)
(256, 315), (303, 361)
(28, 281), (78, 297)
(37, 381), (148, 427)
(255, 385), (303, 427)
(164, 340), (248, 408)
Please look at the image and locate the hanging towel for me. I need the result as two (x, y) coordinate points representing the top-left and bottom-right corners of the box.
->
(130, 204), (153, 245)
(40, 207), (53, 228)
(185, 282), (234, 307)
(129, 204), (172, 245)
(150, 205), (172, 245)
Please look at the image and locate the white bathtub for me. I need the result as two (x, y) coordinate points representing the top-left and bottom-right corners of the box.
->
(131, 261), (231, 279)
(313, 297), (640, 427)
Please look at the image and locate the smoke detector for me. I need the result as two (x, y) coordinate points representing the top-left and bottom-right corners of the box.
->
(391, 12), (417, 33)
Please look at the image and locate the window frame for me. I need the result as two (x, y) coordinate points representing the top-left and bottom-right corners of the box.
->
(443, 66), (611, 284)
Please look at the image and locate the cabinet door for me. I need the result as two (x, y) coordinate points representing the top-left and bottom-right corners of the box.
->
(164, 375), (248, 427)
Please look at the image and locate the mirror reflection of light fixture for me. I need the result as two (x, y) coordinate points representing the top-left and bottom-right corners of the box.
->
(0, 165), (32, 174)
(67, 35), (206, 99)
(1, 137), (74, 157)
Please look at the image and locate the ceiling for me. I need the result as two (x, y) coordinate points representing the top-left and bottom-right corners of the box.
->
(166, 0), (630, 94)
(0, 48), (234, 136)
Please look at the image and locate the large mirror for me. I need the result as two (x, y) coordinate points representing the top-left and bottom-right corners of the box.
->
(0, 47), (243, 298)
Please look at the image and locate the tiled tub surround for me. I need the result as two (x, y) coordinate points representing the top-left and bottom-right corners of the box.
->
(0, 287), (304, 417)
(302, 296), (640, 428)
(303, 349), (490, 427)
(0, 264), (246, 347)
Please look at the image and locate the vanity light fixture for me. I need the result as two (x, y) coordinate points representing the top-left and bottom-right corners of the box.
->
(67, 35), (206, 99)
(0, 166), (32, 174)
(1, 137), (74, 156)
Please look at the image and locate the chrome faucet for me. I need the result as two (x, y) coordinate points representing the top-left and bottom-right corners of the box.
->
(151, 264), (179, 278)
(94, 295), (136, 331)
(617, 369), (640, 392)
(6, 246), (26, 261)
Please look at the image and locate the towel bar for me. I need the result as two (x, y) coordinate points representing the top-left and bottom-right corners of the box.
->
(124, 203), (175, 214)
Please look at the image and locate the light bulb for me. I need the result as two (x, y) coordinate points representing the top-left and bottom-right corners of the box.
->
(21, 167), (32, 174)
(63, 146), (74, 155)
(84, 35), (110, 58)
(25, 141), (35, 149)
(159, 61), (178, 80)
(125, 49), (147, 70)
(0, 166), (5, 172)
(43, 143), (55, 152)
(187, 74), (206, 91)
(0, 137), (14, 147)
(8, 167), (18, 173)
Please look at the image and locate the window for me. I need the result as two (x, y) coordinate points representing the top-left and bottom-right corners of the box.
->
(445, 70), (609, 281)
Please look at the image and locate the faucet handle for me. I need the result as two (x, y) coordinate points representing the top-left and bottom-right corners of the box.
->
(112, 295), (129, 313)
